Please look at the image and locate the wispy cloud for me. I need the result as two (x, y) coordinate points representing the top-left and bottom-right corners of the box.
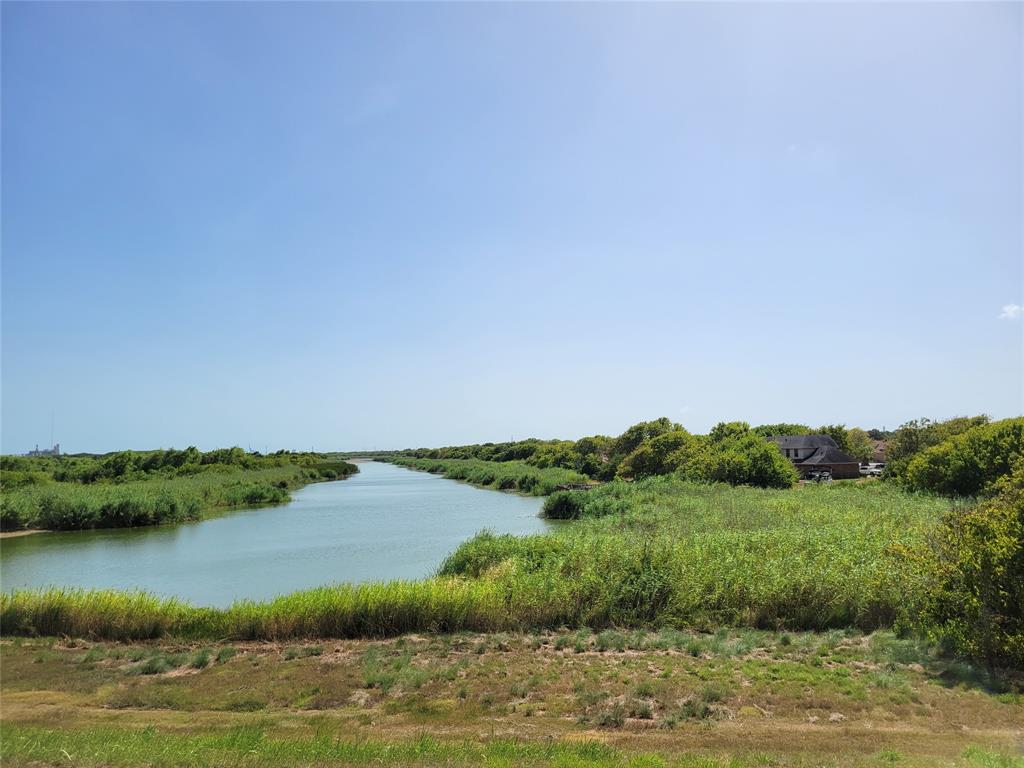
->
(999, 304), (1022, 320)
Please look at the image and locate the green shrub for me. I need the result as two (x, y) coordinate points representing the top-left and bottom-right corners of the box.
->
(390, 458), (588, 497)
(907, 465), (1023, 669)
(885, 416), (991, 480)
(903, 418), (1024, 498)
(542, 491), (588, 520)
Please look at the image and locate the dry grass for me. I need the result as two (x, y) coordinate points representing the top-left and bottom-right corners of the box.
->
(1, 630), (1021, 767)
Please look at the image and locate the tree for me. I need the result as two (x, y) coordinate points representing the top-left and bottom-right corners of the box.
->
(887, 416), (991, 480)
(617, 429), (702, 478)
(708, 421), (751, 443)
(528, 441), (580, 470)
(611, 418), (679, 460)
(573, 435), (613, 478)
(816, 424), (850, 452)
(753, 423), (811, 437)
(903, 418), (1024, 498)
(685, 432), (797, 489)
(846, 428), (874, 463)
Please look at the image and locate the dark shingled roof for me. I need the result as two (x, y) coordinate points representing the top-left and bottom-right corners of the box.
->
(769, 435), (839, 450)
(799, 446), (859, 465)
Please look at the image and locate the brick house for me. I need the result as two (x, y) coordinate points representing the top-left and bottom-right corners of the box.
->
(769, 435), (861, 480)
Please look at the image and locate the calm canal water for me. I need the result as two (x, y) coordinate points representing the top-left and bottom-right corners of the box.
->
(0, 462), (551, 607)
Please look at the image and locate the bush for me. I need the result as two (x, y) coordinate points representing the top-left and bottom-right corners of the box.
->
(543, 491), (588, 520)
(885, 416), (990, 480)
(908, 465), (1023, 669)
(390, 458), (589, 497)
(902, 418), (1024, 498)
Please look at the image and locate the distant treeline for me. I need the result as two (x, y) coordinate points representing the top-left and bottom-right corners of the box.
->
(0, 447), (355, 488)
(392, 418), (844, 489)
(391, 415), (1021, 497)
(389, 458), (590, 496)
(0, 449), (358, 532)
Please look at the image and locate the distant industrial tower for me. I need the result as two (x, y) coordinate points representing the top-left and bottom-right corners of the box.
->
(27, 443), (61, 457)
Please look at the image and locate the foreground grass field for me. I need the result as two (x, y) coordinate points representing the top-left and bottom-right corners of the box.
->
(1, 630), (1021, 767)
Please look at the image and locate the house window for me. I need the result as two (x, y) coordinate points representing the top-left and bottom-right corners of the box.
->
(784, 449), (790, 457)
(793, 451), (799, 459)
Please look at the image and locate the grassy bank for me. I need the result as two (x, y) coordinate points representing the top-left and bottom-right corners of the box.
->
(388, 457), (590, 496)
(1, 631), (1021, 767)
(1, 479), (952, 639)
(1, 456), (357, 531)
(440, 478), (953, 631)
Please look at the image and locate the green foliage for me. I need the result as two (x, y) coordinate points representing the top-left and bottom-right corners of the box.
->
(607, 418), (679, 474)
(542, 490), (589, 520)
(389, 457), (588, 496)
(902, 418), (1024, 498)
(886, 416), (991, 480)
(400, 424), (796, 491)
(394, 417), (817, 487)
(0, 470), (50, 492)
(846, 427), (875, 463)
(904, 464), (1023, 669)
(708, 421), (751, 443)
(815, 425), (851, 452)
(0, 456), (358, 532)
(616, 429), (701, 479)
(685, 431), (798, 489)
(752, 423), (811, 438)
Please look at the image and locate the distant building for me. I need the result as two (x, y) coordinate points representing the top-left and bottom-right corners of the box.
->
(26, 443), (60, 457)
(769, 435), (860, 480)
(870, 440), (888, 462)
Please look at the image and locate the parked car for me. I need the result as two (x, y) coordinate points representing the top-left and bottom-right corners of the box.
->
(859, 463), (883, 477)
(807, 469), (833, 483)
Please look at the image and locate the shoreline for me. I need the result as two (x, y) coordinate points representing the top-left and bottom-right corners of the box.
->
(0, 529), (45, 539)
(0, 462), (359, 538)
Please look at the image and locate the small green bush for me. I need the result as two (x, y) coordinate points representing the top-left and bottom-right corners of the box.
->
(542, 491), (588, 520)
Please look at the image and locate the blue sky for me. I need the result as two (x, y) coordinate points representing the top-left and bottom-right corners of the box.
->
(2, 2), (1021, 453)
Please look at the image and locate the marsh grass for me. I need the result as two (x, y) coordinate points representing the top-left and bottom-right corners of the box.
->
(1, 467), (306, 531)
(2, 480), (951, 640)
(390, 457), (588, 496)
(1, 458), (357, 532)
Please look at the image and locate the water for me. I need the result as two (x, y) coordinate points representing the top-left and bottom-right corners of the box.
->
(0, 461), (552, 607)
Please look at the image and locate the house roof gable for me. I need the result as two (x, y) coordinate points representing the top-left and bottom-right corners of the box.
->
(798, 446), (859, 465)
(769, 434), (839, 450)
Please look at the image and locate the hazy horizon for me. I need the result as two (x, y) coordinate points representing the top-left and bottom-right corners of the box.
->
(3, 2), (1021, 455)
